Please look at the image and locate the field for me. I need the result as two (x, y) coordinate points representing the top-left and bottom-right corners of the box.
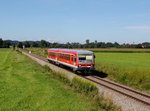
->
(0, 49), (109, 111)
(26, 48), (47, 57)
(26, 48), (150, 93)
(87, 48), (150, 53)
(95, 52), (150, 93)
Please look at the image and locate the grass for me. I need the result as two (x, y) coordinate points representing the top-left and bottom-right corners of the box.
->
(0, 49), (94, 111)
(26, 48), (47, 57)
(0, 49), (119, 111)
(43, 66), (120, 111)
(87, 48), (150, 53)
(95, 52), (150, 93)
(71, 77), (98, 97)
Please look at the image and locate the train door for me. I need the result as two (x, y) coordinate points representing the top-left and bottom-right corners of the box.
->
(73, 55), (76, 65)
(70, 55), (76, 65)
(70, 55), (73, 65)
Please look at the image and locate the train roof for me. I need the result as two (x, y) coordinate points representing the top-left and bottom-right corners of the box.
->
(48, 48), (94, 55)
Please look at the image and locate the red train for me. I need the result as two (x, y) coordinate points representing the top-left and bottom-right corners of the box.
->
(47, 48), (95, 73)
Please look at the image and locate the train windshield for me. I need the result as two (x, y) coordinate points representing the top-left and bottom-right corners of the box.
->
(78, 54), (93, 63)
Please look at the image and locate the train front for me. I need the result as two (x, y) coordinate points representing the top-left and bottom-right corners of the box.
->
(77, 50), (95, 72)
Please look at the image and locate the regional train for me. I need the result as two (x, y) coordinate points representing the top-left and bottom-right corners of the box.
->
(47, 48), (95, 73)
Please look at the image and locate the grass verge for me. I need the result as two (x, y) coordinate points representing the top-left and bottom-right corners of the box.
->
(43, 65), (120, 111)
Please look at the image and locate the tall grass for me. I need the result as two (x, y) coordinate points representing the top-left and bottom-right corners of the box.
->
(71, 77), (98, 97)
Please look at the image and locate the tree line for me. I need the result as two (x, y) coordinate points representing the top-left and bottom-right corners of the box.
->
(0, 38), (150, 48)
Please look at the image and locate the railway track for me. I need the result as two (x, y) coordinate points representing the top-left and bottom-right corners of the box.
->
(83, 76), (150, 106)
(21, 50), (150, 107)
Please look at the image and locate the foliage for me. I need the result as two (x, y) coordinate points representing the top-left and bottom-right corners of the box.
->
(1, 38), (150, 48)
(17, 42), (23, 48)
(0, 38), (3, 48)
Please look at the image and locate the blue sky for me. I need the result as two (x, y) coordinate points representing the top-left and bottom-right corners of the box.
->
(0, 0), (150, 43)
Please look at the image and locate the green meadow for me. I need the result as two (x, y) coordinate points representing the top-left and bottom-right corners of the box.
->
(0, 49), (109, 111)
(95, 52), (150, 93)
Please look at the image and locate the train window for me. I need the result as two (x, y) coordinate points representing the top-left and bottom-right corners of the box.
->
(79, 56), (86, 60)
(59, 53), (63, 58)
(66, 54), (70, 60)
(50, 52), (56, 57)
(86, 56), (93, 60)
(78, 55), (93, 63)
(62, 54), (69, 60)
